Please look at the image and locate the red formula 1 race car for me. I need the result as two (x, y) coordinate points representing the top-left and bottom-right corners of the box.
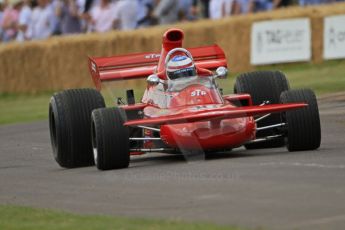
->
(49, 28), (321, 170)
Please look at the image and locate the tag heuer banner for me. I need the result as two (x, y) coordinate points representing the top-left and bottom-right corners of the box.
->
(251, 18), (311, 65)
(324, 15), (345, 60)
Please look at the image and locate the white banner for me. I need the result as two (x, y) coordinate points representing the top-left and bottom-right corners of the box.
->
(324, 15), (345, 60)
(251, 18), (311, 65)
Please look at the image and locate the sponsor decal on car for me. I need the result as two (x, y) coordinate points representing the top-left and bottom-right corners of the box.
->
(189, 105), (218, 112)
(91, 62), (97, 72)
(145, 54), (161, 59)
(191, 89), (207, 97)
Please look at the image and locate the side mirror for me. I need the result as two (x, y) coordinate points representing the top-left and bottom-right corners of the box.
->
(147, 74), (160, 86)
(215, 67), (228, 79)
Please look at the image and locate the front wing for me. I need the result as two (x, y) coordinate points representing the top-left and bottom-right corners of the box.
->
(124, 103), (307, 126)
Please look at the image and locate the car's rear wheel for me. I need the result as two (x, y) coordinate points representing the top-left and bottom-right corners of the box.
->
(280, 89), (321, 151)
(91, 107), (130, 170)
(49, 88), (105, 168)
(234, 71), (290, 149)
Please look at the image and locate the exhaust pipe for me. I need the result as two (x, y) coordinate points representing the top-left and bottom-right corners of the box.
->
(162, 28), (184, 50)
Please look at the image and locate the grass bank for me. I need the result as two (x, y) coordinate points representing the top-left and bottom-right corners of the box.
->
(0, 205), (243, 230)
(0, 60), (344, 125)
(0, 93), (52, 125)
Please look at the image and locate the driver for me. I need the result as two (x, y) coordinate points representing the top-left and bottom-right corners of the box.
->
(166, 54), (197, 80)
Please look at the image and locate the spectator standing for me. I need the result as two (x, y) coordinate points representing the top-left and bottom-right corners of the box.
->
(1, 0), (21, 42)
(0, 0), (5, 40)
(16, 0), (31, 42)
(254, 0), (272, 12)
(88, 0), (116, 33)
(209, 0), (235, 19)
(27, 0), (55, 40)
(153, 0), (179, 25)
(51, 0), (64, 35)
(59, 0), (81, 34)
(75, 0), (89, 32)
(200, 0), (210, 18)
(113, 0), (138, 30)
(137, 0), (155, 28)
(272, 0), (292, 9)
(0, 0), (4, 17)
(299, 0), (327, 6)
(178, 0), (198, 21)
(234, 0), (254, 14)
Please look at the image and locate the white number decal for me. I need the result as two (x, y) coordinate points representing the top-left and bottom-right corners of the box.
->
(191, 90), (207, 97)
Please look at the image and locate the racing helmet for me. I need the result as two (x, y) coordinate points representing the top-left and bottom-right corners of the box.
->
(166, 54), (196, 80)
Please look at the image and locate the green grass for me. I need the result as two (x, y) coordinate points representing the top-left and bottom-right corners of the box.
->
(0, 60), (344, 125)
(218, 60), (345, 95)
(0, 93), (51, 125)
(261, 60), (345, 95)
(0, 205), (243, 230)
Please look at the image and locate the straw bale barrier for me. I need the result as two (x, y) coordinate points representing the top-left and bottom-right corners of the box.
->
(1, 3), (345, 93)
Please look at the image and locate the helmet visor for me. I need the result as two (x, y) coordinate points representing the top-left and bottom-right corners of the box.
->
(167, 67), (196, 80)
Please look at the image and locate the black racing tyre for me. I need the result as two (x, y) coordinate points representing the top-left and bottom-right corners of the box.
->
(280, 89), (321, 151)
(91, 107), (130, 170)
(49, 88), (105, 168)
(234, 71), (290, 149)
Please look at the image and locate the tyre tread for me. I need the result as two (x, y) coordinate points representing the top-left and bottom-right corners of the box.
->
(280, 89), (321, 151)
(49, 88), (105, 168)
(92, 108), (130, 170)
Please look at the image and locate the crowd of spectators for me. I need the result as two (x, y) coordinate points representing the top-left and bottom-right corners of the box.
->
(0, 0), (343, 43)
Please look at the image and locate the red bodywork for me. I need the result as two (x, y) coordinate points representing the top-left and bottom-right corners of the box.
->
(89, 29), (307, 152)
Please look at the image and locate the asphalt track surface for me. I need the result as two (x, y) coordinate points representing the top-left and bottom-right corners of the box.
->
(1, 94), (345, 230)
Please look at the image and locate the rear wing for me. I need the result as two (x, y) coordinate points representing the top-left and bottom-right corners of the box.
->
(88, 45), (227, 90)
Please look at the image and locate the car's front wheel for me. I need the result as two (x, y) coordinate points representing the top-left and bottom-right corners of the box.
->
(280, 89), (321, 151)
(91, 108), (130, 170)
